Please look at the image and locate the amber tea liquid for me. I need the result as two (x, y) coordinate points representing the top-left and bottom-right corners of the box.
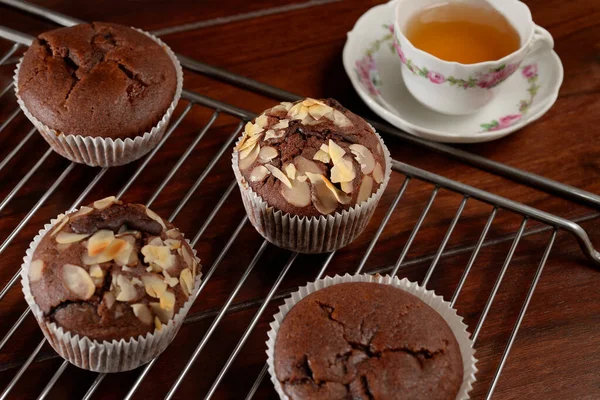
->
(405, 2), (521, 64)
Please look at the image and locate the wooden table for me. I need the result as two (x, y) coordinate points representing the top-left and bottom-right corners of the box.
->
(0, 0), (599, 399)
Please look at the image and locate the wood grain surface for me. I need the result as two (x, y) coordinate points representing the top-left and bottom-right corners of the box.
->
(0, 0), (599, 399)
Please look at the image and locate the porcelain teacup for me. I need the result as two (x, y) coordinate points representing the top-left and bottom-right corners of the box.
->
(393, 0), (554, 115)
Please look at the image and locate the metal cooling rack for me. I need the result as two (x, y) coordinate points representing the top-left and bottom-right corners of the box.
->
(0, 1), (599, 399)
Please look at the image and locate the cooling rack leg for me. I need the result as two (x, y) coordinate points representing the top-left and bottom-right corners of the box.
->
(204, 252), (299, 399)
(356, 177), (411, 274)
(0, 338), (45, 400)
(422, 196), (468, 287)
(37, 360), (68, 400)
(391, 186), (439, 277)
(472, 218), (528, 342)
(451, 207), (498, 307)
(122, 218), (249, 400)
(485, 229), (557, 399)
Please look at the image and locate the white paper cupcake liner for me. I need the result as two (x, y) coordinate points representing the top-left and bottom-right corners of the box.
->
(14, 28), (183, 167)
(266, 274), (478, 400)
(21, 209), (202, 373)
(232, 128), (392, 253)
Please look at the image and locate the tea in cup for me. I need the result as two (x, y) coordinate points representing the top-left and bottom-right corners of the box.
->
(393, 0), (554, 115)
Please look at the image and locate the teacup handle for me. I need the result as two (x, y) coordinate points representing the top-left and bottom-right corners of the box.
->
(527, 25), (554, 55)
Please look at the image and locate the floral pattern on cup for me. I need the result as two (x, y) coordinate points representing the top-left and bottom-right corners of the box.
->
(354, 25), (394, 96)
(392, 32), (521, 90)
(480, 64), (541, 132)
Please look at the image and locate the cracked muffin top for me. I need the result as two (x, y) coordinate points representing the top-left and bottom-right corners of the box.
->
(274, 282), (463, 400)
(28, 197), (199, 342)
(17, 22), (177, 139)
(235, 98), (387, 217)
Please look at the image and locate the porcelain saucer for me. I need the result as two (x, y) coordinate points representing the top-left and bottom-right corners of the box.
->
(342, 0), (564, 143)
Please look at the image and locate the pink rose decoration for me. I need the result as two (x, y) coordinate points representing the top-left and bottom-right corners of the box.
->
(427, 71), (445, 84)
(355, 55), (380, 96)
(477, 63), (520, 89)
(494, 114), (522, 130)
(522, 64), (538, 79)
(394, 42), (407, 64)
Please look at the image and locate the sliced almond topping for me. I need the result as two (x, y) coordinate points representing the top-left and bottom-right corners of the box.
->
(308, 103), (334, 120)
(332, 109), (353, 128)
(309, 176), (339, 215)
(154, 316), (163, 330)
(297, 175), (308, 182)
(104, 239), (130, 260)
(150, 301), (174, 323)
(320, 144), (330, 153)
(281, 179), (311, 207)
(272, 119), (289, 130)
(330, 156), (356, 184)
(180, 245), (195, 270)
(179, 268), (194, 297)
(265, 164), (293, 189)
(122, 266), (134, 273)
(313, 150), (331, 164)
(239, 132), (263, 153)
(357, 176), (374, 204)
(269, 104), (288, 114)
(62, 264), (95, 300)
(29, 260), (45, 282)
(294, 156), (322, 176)
(131, 303), (153, 325)
(116, 235), (138, 266)
(50, 215), (69, 237)
(148, 237), (163, 246)
(237, 121), (264, 150)
(89, 264), (103, 278)
(87, 230), (115, 256)
(114, 274), (138, 302)
(323, 176), (352, 205)
(93, 196), (119, 210)
(373, 162), (384, 184)
(264, 129), (285, 141)
(146, 207), (167, 231)
(288, 103), (309, 121)
(56, 231), (90, 244)
(281, 102), (293, 111)
(239, 143), (260, 171)
(159, 290), (176, 311)
(162, 270), (179, 287)
(258, 146), (278, 163)
(255, 114), (269, 129)
(164, 239), (181, 250)
(166, 229), (181, 239)
(72, 206), (94, 218)
(141, 245), (176, 272)
(302, 98), (326, 107)
(341, 181), (354, 194)
(284, 163), (297, 180)
(328, 140), (346, 163)
(349, 144), (376, 174)
(142, 274), (167, 298)
(250, 165), (270, 182)
(103, 292), (116, 309)
(131, 277), (143, 287)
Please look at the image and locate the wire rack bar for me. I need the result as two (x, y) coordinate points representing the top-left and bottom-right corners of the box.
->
(422, 196), (469, 287)
(451, 207), (498, 307)
(164, 240), (269, 400)
(0, 308), (29, 351)
(485, 229), (557, 399)
(146, 110), (220, 208)
(204, 252), (299, 399)
(472, 218), (528, 343)
(390, 187), (439, 277)
(81, 374), (105, 400)
(0, 42), (19, 64)
(192, 181), (237, 245)
(0, 127), (36, 172)
(0, 83), (14, 99)
(37, 360), (68, 400)
(355, 177), (411, 274)
(0, 108), (20, 133)
(0, 338), (45, 400)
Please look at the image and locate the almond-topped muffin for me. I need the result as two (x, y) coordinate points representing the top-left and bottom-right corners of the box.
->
(232, 98), (390, 253)
(27, 197), (199, 342)
(236, 98), (387, 217)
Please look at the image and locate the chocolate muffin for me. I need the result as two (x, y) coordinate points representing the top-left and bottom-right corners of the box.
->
(274, 282), (464, 400)
(27, 197), (199, 342)
(17, 22), (177, 139)
(236, 98), (387, 217)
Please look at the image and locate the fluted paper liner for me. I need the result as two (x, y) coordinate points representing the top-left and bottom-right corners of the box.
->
(232, 127), (392, 253)
(21, 209), (202, 373)
(266, 274), (478, 400)
(14, 28), (183, 167)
